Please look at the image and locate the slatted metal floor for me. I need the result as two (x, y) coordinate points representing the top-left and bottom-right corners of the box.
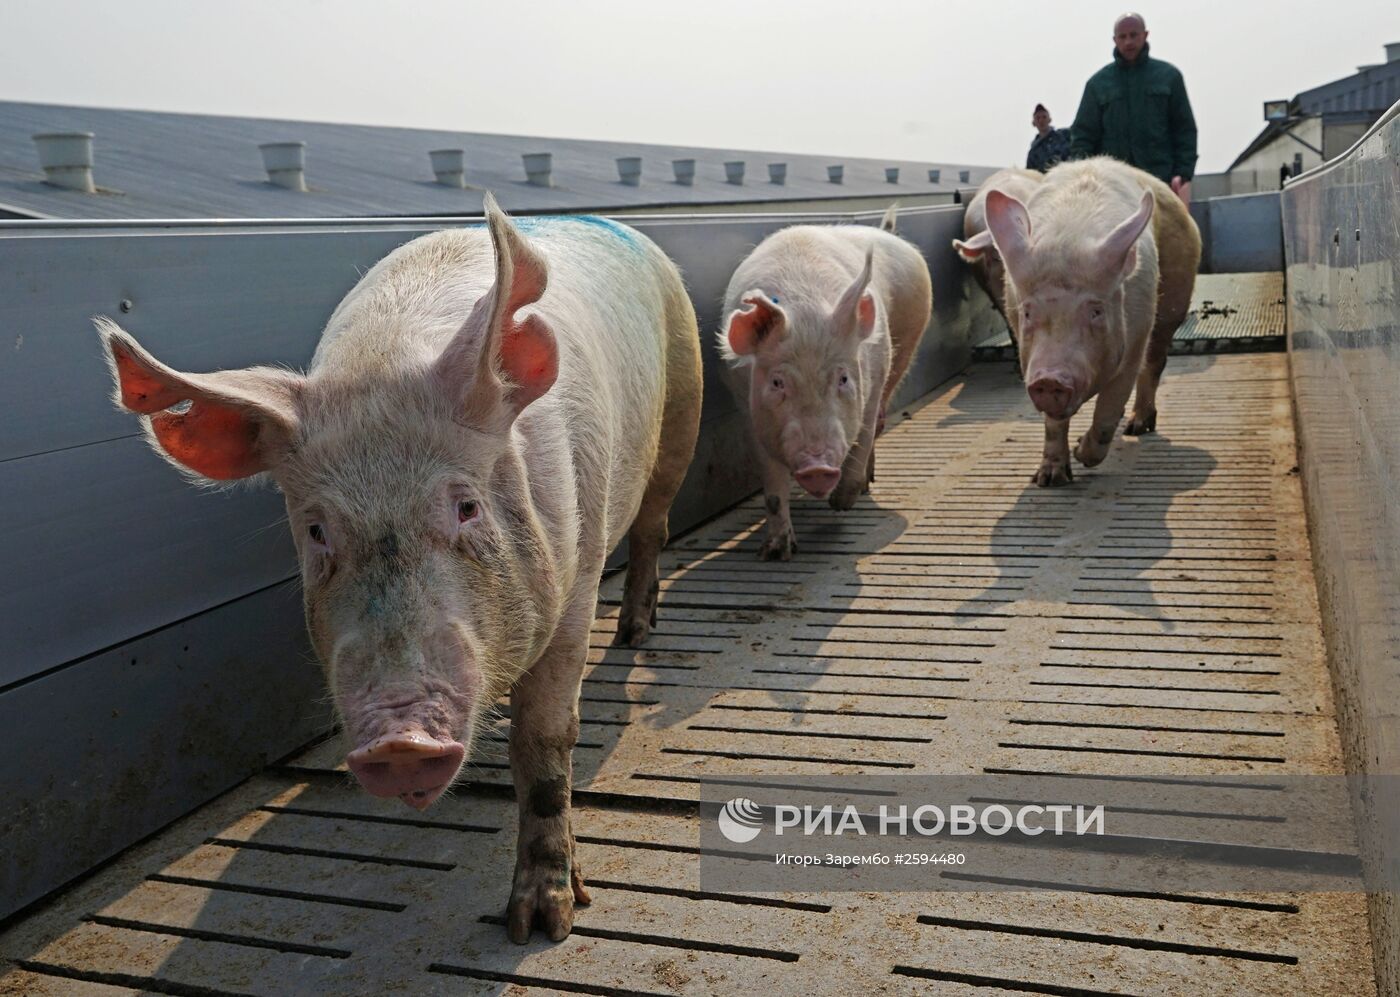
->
(0, 353), (1376, 996)
(972, 272), (1286, 358)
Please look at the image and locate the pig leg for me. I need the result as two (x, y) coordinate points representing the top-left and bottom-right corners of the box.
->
(1125, 334), (1169, 435)
(864, 402), (887, 491)
(1032, 416), (1073, 487)
(507, 599), (593, 943)
(759, 454), (798, 560)
(614, 303), (702, 647)
(614, 498), (665, 649)
(1074, 364), (1138, 467)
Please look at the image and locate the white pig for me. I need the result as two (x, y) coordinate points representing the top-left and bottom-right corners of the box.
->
(983, 157), (1200, 485)
(719, 210), (932, 559)
(953, 167), (1043, 323)
(97, 196), (703, 943)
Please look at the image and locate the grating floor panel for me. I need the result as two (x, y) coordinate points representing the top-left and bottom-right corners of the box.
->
(0, 354), (1375, 996)
(973, 272), (1286, 355)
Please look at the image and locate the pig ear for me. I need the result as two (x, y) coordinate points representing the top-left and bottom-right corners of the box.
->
(723, 290), (787, 358)
(1097, 190), (1155, 280)
(953, 231), (995, 262)
(833, 247), (877, 339)
(97, 317), (302, 482)
(984, 189), (1033, 281)
(435, 192), (556, 427)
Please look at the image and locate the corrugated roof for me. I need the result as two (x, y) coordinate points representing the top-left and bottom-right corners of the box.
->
(1296, 58), (1400, 116)
(1226, 50), (1400, 172)
(0, 101), (990, 219)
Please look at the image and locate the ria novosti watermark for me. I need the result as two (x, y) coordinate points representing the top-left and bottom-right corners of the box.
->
(698, 775), (1394, 894)
(719, 797), (1107, 843)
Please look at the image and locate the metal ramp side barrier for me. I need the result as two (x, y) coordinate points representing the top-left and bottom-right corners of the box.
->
(972, 272), (1287, 360)
(0, 353), (1375, 996)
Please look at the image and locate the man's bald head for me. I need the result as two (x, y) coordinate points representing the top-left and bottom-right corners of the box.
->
(1113, 12), (1148, 62)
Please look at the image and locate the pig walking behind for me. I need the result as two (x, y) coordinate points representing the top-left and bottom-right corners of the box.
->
(953, 167), (1043, 325)
(982, 157), (1200, 485)
(719, 209), (932, 559)
(97, 196), (702, 942)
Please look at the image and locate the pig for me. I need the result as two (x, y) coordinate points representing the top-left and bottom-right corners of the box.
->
(718, 207), (932, 559)
(952, 167), (1043, 326)
(96, 195), (703, 942)
(982, 157), (1201, 486)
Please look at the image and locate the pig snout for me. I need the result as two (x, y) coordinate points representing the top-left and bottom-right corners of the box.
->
(1027, 375), (1078, 420)
(794, 461), (842, 498)
(347, 728), (466, 811)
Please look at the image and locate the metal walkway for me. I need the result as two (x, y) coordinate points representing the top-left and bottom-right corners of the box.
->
(972, 272), (1286, 359)
(0, 353), (1375, 996)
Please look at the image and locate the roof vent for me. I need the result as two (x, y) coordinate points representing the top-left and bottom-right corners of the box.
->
(885, 167), (900, 183)
(522, 152), (553, 187)
(259, 142), (307, 191)
(768, 163), (787, 185)
(33, 132), (96, 192)
(928, 168), (941, 183)
(1386, 42), (1400, 63)
(725, 160), (745, 185)
(672, 158), (696, 185)
(429, 149), (466, 187)
(958, 169), (971, 183)
(616, 156), (642, 186)
(828, 164), (844, 184)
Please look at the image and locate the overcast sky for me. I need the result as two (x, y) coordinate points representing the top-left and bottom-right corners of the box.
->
(4, 0), (1397, 175)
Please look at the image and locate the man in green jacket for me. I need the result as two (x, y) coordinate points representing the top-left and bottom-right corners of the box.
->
(1070, 12), (1198, 203)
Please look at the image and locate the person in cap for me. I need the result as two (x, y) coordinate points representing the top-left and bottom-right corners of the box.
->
(1026, 104), (1072, 173)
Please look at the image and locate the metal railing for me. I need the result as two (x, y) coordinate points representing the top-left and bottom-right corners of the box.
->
(1281, 96), (1400, 994)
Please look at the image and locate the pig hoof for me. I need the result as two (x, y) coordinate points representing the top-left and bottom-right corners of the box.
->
(829, 484), (861, 511)
(1073, 436), (1108, 468)
(759, 530), (797, 561)
(612, 615), (652, 648)
(1031, 461), (1073, 487)
(507, 863), (590, 944)
(1124, 412), (1157, 436)
(614, 580), (659, 647)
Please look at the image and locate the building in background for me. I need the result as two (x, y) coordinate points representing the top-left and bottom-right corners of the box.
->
(0, 102), (991, 220)
(1208, 41), (1400, 196)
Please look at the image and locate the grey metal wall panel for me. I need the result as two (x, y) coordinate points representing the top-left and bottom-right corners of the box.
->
(0, 228), (418, 463)
(1282, 102), (1400, 996)
(1, 438), (293, 685)
(0, 580), (328, 921)
(1205, 191), (1283, 273)
(0, 204), (980, 920)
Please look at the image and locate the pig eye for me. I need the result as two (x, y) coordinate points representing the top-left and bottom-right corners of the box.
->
(770, 375), (785, 391)
(1090, 304), (1105, 320)
(306, 522), (330, 552)
(457, 499), (480, 524)
(838, 372), (851, 388)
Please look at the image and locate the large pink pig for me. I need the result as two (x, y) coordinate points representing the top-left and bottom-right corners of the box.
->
(719, 210), (932, 559)
(98, 197), (702, 942)
(983, 157), (1200, 485)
